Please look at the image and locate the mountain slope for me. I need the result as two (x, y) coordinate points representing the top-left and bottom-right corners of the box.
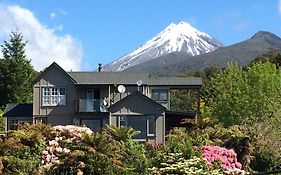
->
(125, 31), (281, 76)
(104, 21), (223, 71)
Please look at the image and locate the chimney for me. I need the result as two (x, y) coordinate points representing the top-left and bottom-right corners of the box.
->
(98, 63), (102, 72)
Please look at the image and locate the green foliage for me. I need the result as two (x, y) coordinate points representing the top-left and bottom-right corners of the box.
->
(171, 89), (198, 112)
(206, 62), (281, 126)
(47, 129), (127, 175)
(0, 31), (36, 107)
(149, 153), (224, 175)
(164, 129), (193, 159)
(248, 123), (281, 172)
(171, 66), (220, 113)
(188, 123), (254, 171)
(249, 48), (281, 68)
(0, 109), (5, 131)
(122, 139), (149, 174)
(105, 125), (140, 142)
(150, 129), (194, 168)
(0, 123), (255, 174)
(0, 124), (47, 174)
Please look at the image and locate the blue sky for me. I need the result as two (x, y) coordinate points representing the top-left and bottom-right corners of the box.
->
(0, 0), (281, 71)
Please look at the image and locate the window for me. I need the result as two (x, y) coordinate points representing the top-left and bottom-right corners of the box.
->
(118, 115), (155, 140)
(81, 119), (102, 132)
(147, 116), (155, 136)
(152, 89), (168, 101)
(9, 119), (18, 130)
(35, 118), (47, 124)
(42, 87), (66, 106)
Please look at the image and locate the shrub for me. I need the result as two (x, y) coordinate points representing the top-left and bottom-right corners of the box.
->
(200, 146), (244, 173)
(122, 139), (149, 174)
(42, 125), (128, 175)
(0, 124), (48, 174)
(164, 129), (193, 159)
(149, 153), (224, 175)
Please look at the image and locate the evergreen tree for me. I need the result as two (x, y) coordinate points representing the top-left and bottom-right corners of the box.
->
(0, 31), (35, 108)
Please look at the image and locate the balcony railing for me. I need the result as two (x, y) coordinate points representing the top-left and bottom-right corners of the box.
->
(75, 99), (108, 113)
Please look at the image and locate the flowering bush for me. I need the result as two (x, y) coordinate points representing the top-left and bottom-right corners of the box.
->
(149, 153), (224, 175)
(41, 125), (93, 169)
(200, 145), (248, 174)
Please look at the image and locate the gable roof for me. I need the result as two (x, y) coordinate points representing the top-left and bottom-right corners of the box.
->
(68, 72), (150, 85)
(108, 91), (166, 111)
(33, 62), (77, 84)
(3, 103), (33, 117)
(34, 62), (202, 86)
(68, 71), (202, 86)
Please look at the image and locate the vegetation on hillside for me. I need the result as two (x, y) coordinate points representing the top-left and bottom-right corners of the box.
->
(0, 124), (250, 175)
(170, 49), (281, 172)
(0, 31), (36, 109)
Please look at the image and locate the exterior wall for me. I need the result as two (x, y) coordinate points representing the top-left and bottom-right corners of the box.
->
(6, 117), (33, 130)
(109, 85), (149, 106)
(33, 67), (77, 125)
(155, 114), (165, 144)
(110, 94), (165, 144)
(76, 85), (109, 100)
(147, 86), (171, 109)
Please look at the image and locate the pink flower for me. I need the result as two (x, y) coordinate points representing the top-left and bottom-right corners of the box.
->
(235, 162), (242, 169)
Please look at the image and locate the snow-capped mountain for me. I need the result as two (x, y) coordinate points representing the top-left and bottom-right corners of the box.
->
(104, 21), (224, 71)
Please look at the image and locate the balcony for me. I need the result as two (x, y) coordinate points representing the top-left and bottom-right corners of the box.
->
(75, 99), (108, 113)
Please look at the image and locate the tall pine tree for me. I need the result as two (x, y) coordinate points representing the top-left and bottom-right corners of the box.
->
(0, 31), (35, 108)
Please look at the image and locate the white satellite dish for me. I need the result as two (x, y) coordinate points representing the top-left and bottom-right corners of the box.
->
(117, 85), (126, 93)
(136, 80), (143, 86)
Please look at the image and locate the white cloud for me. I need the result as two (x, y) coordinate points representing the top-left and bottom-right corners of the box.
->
(278, 0), (281, 15)
(50, 9), (68, 19)
(50, 12), (56, 18)
(0, 4), (83, 71)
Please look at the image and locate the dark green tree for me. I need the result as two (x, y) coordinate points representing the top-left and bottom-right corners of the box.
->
(0, 31), (35, 108)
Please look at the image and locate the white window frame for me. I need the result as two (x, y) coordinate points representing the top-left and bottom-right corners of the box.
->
(147, 115), (155, 137)
(42, 87), (66, 106)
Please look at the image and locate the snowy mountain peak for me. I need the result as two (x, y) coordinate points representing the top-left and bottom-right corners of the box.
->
(104, 21), (224, 71)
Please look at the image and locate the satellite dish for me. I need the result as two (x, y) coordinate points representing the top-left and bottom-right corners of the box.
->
(136, 80), (143, 86)
(117, 85), (126, 93)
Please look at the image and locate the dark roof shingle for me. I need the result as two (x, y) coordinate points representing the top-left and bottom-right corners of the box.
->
(3, 104), (33, 117)
(68, 71), (202, 86)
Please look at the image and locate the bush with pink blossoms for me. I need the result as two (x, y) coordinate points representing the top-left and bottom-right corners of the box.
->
(200, 145), (248, 174)
(41, 125), (93, 169)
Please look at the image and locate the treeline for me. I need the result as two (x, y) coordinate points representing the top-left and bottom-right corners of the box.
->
(171, 48), (281, 171)
(0, 32), (36, 130)
(0, 31), (36, 109)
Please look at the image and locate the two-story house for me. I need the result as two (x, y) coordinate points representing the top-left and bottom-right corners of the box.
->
(4, 62), (202, 144)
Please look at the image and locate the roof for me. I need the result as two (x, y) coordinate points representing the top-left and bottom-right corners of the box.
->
(33, 62), (77, 84)
(33, 62), (202, 86)
(3, 103), (33, 117)
(68, 72), (150, 85)
(165, 110), (197, 118)
(148, 77), (202, 86)
(108, 91), (166, 111)
(68, 71), (202, 86)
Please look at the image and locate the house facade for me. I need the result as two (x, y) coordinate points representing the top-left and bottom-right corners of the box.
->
(5, 62), (202, 144)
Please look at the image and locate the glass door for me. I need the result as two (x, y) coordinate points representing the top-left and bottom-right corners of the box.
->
(94, 89), (100, 111)
(86, 89), (94, 112)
